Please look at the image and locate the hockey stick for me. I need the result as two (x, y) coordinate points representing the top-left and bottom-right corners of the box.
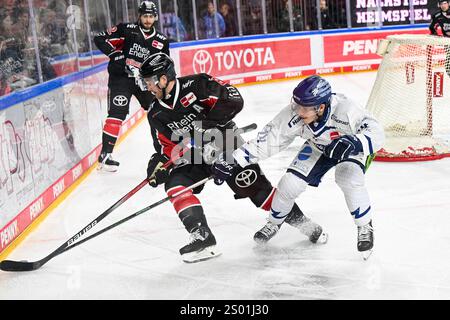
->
(0, 177), (211, 272)
(0, 144), (189, 272)
(46, 177), (212, 257)
(0, 123), (257, 272)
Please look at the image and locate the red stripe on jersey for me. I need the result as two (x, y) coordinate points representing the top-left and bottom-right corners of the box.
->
(106, 38), (125, 51)
(260, 187), (276, 211)
(200, 96), (218, 109)
(157, 132), (177, 157)
(167, 186), (201, 214)
(103, 118), (123, 138)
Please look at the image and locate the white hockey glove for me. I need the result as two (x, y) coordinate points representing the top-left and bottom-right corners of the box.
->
(125, 64), (148, 91)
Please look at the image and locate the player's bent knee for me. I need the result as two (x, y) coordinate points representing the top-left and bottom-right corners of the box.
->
(277, 172), (307, 200)
(335, 162), (365, 191)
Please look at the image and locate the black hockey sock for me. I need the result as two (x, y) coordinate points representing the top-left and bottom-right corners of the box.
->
(284, 203), (307, 227)
(178, 206), (209, 233)
(101, 133), (117, 154)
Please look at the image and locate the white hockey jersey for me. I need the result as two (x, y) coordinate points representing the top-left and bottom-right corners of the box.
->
(233, 93), (385, 167)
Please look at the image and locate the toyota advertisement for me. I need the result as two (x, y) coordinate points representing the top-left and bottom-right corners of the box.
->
(179, 38), (312, 77)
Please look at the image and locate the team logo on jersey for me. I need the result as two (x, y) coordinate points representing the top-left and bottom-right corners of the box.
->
(180, 92), (197, 108)
(235, 169), (258, 188)
(152, 40), (164, 50)
(193, 50), (213, 74)
(297, 146), (312, 161)
(113, 95), (128, 106)
(330, 131), (340, 140)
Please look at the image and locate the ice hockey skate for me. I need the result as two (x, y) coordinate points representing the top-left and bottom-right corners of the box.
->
(358, 220), (374, 260)
(97, 152), (120, 172)
(180, 226), (221, 263)
(284, 206), (328, 244)
(253, 220), (281, 244)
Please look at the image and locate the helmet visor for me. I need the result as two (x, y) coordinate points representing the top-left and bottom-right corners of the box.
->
(290, 98), (320, 114)
(143, 74), (160, 87)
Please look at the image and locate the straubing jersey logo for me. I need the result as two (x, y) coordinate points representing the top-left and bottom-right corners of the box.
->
(297, 145), (312, 161)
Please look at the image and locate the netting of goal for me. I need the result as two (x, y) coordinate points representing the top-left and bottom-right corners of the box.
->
(366, 34), (450, 162)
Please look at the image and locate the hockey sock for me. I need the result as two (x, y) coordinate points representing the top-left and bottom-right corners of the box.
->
(102, 118), (123, 153)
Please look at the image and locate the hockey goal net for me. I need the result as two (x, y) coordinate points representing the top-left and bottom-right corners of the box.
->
(366, 34), (450, 162)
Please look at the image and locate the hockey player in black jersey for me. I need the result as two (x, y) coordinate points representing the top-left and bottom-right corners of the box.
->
(429, 0), (450, 77)
(94, 1), (170, 172)
(139, 52), (327, 263)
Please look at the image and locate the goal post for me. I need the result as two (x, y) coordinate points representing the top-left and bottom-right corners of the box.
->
(366, 34), (450, 162)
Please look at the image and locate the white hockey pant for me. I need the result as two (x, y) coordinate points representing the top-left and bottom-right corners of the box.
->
(335, 162), (372, 227)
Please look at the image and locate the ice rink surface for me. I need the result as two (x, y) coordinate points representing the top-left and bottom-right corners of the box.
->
(1, 72), (450, 300)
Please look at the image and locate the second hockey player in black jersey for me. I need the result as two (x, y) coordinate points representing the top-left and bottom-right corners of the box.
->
(94, 1), (170, 172)
(429, 0), (450, 77)
(429, 0), (450, 37)
(139, 52), (327, 263)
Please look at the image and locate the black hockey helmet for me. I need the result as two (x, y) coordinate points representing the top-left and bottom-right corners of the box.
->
(138, 1), (158, 17)
(140, 53), (176, 83)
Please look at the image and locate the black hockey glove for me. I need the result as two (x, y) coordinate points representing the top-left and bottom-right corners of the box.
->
(323, 135), (363, 161)
(211, 151), (237, 185)
(147, 153), (170, 187)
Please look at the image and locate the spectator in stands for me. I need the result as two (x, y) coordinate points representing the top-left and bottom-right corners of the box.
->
(0, 0), (17, 23)
(276, 0), (304, 32)
(201, 1), (225, 38)
(244, 0), (264, 35)
(310, 0), (335, 30)
(219, 2), (237, 37)
(162, 10), (188, 42)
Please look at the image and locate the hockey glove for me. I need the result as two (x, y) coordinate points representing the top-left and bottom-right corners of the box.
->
(211, 151), (236, 185)
(147, 153), (170, 187)
(125, 65), (148, 91)
(323, 135), (363, 161)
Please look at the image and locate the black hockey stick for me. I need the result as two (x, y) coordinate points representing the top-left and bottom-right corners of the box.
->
(0, 177), (211, 272)
(0, 123), (257, 272)
(0, 142), (191, 272)
(44, 177), (212, 257)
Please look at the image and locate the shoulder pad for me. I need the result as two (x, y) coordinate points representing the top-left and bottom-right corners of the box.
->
(156, 33), (168, 41)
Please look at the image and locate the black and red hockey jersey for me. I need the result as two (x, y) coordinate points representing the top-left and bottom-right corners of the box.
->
(147, 73), (244, 158)
(429, 10), (450, 37)
(94, 23), (170, 77)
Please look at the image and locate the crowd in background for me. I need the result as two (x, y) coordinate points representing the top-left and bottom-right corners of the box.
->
(164, 0), (347, 42)
(0, 0), (431, 97)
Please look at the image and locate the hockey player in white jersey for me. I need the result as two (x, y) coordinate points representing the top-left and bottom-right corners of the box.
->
(212, 75), (385, 260)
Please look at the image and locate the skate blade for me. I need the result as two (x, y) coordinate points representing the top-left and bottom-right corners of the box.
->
(361, 249), (373, 261)
(181, 246), (222, 263)
(97, 163), (118, 173)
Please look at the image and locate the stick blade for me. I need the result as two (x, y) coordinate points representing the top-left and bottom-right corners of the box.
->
(0, 260), (40, 272)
